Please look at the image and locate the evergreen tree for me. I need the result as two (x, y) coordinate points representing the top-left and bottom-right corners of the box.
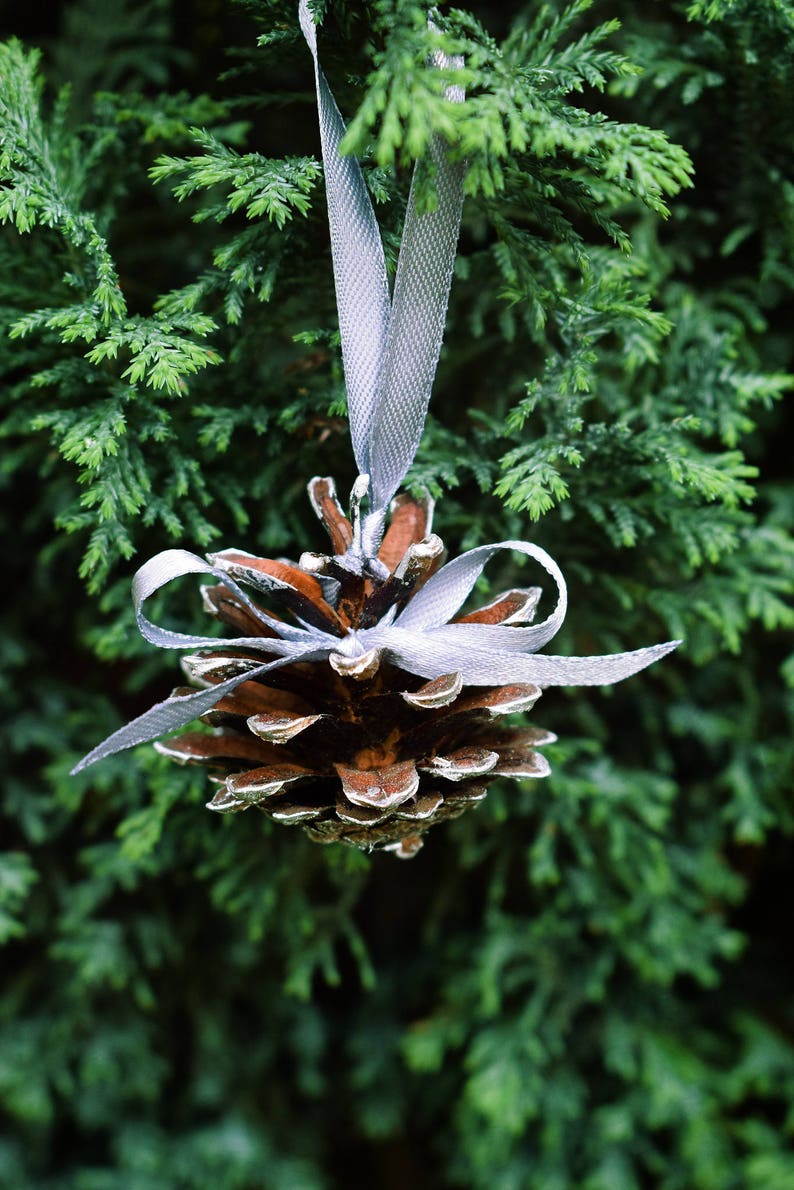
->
(1, 1), (792, 1186)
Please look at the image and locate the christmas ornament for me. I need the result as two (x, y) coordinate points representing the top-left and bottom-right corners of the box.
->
(72, 2), (679, 857)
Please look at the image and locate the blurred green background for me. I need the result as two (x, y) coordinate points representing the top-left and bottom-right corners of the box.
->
(1, 1), (792, 1186)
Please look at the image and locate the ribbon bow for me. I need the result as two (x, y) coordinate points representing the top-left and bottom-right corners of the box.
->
(72, 4), (678, 775)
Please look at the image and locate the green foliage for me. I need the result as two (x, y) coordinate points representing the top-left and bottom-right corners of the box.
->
(343, 0), (693, 234)
(1, 0), (793, 1187)
(149, 132), (320, 226)
(0, 852), (38, 943)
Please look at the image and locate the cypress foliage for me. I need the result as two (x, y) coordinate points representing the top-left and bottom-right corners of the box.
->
(1, 1), (792, 1186)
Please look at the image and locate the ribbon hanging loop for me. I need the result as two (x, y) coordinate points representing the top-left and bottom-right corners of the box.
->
(300, 0), (466, 520)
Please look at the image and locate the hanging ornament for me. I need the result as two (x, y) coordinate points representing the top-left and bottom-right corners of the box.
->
(72, 2), (679, 858)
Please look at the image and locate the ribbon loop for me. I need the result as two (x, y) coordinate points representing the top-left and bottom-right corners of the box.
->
(395, 540), (567, 640)
(299, 0), (391, 480)
(71, 547), (340, 773)
(367, 66), (466, 511)
(133, 548), (318, 649)
(300, 0), (466, 519)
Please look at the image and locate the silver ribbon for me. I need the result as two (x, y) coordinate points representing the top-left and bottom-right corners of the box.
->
(70, 6), (679, 774)
(300, 0), (465, 517)
(72, 541), (679, 773)
(71, 549), (337, 773)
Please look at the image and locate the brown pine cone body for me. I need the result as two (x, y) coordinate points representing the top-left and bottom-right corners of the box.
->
(155, 480), (554, 858)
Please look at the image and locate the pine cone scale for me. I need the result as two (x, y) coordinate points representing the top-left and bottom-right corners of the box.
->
(226, 762), (316, 801)
(455, 587), (541, 625)
(420, 746), (500, 780)
(247, 710), (323, 743)
(402, 672), (463, 709)
(155, 730), (281, 767)
(336, 760), (420, 810)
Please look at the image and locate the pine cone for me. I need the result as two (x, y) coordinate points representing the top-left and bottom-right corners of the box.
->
(155, 479), (555, 858)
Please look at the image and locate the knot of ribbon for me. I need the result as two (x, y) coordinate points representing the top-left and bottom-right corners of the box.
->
(71, 4), (679, 775)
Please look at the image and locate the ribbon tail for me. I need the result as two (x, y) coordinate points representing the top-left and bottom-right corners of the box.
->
(395, 540), (567, 649)
(299, 0), (391, 478)
(505, 640), (682, 687)
(70, 652), (324, 774)
(366, 623), (680, 687)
